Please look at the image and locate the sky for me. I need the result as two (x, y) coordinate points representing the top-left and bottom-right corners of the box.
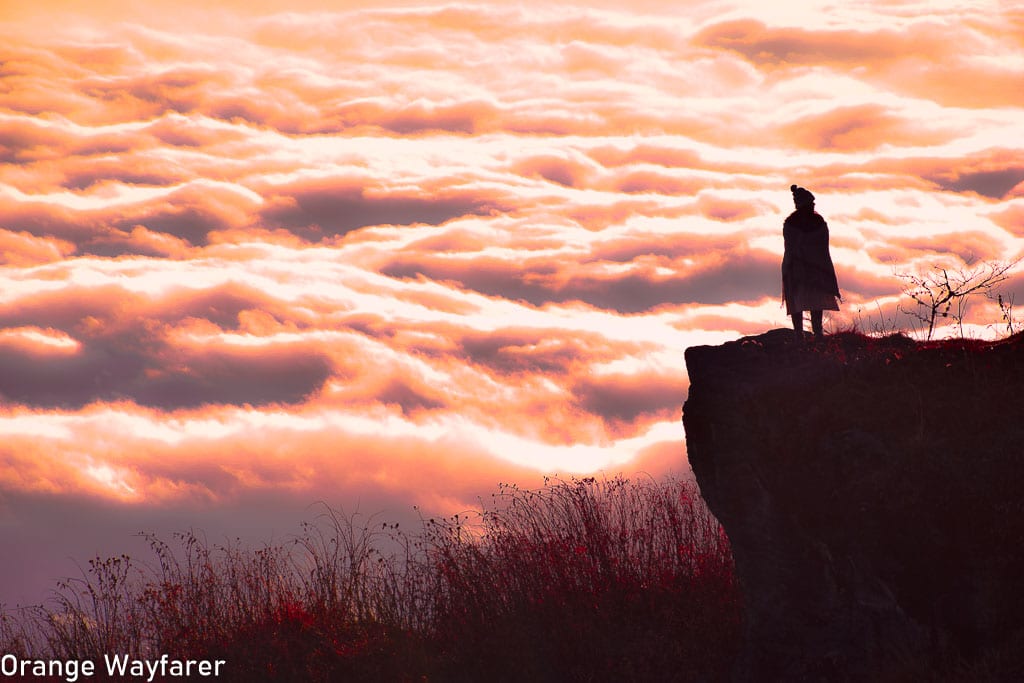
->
(0, 0), (1022, 607)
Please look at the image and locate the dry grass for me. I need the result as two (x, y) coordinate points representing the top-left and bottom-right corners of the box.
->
(0, 475), (740, 682)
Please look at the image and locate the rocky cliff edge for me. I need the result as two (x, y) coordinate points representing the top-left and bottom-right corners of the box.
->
(683, 329), (1024, 681)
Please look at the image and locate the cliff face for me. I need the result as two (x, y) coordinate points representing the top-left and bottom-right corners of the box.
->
(683, 328), (1024, 681)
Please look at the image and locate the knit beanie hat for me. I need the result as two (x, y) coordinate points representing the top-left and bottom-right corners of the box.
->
(791, 184), (815, 209)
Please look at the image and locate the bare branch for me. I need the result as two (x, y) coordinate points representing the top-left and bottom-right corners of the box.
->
(895, 258), (1022, 339)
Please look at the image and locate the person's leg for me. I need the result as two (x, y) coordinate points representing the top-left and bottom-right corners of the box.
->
(791, 312), (803, 340)
(811, 310), (823, 338)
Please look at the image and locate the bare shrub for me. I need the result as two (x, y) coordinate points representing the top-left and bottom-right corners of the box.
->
(896, 259), (1020, 339)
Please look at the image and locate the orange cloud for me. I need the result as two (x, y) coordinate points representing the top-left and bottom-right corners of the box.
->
(990, 203), (1024, 237)
(777, 104), (956, 152)
(0, 229), (74, 265)
(257, 175), (509, 239)
(694, 15), (1024, 108)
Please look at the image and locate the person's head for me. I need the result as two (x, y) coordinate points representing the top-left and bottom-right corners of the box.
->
(791, 184), (814, 210)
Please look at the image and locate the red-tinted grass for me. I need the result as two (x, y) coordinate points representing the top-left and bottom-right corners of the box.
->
(0, 475), (741, 682)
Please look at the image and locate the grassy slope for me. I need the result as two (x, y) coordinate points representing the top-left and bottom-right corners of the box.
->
(1, 476), (740, 682)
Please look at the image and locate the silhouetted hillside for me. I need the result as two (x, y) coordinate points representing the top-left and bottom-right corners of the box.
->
(683, 328), (1024, 681)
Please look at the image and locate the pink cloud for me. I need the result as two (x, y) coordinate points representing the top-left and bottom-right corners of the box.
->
(777, 104), (956, 152)
(0, 229), (74, 265)
(990, 204), (1024, 237)
(257, 176), (509, 239)
(694, 15), (1024, 108)
(512, 153), (598, 189)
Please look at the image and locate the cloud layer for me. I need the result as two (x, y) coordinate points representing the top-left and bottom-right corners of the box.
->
(0, 0), (1022, 605)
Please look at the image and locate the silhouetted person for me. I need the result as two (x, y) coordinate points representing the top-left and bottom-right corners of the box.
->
(782, 185), (840, 341)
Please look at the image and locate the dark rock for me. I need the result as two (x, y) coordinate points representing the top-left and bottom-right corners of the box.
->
(683, 329), (1024, 681)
